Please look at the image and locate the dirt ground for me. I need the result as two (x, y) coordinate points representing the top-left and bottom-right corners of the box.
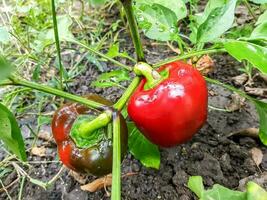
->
(1, 4), (267, 200)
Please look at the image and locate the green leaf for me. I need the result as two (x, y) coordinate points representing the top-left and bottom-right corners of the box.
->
(247, 181), (267, 200)
(70, 115), (105, 148)
(91, 70), (130, 88)
(127, 122), (160, 169)
(249, 0), (267, 4)
(106, 43), (133, 61)
(224, 40), (267, 74)
(86, 54), (105, 72)
(37, 115), (52, 127)
(34, 15), (74, 51)
(89, 0), (106, 6)
(197, 0), (237, 43)
(0, 56), (13, 82)
(254, 100), (267, 145)
(135, 0), (187, 20)
(256, 10), (267, 25)
(197, 0), (229, 25)
(188, 176), (267, 200)
(188, 176), (205, 198)
(203, 184), (246, 200)
(0, 26), (10, 44)
(0, 103), (27, 161)
(134, 0), (186, 41)
(250, 22), (267, 40)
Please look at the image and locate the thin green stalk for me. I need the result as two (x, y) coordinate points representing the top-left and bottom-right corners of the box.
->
(8, 76), (105, 109)
(114, 77), (140, 110)
(111, 112), (121, 200)
(153, 48), (226, 68)
(0, 79), (13, 86)
(243, 0), (257, 21)
(205, 77), (252, 101)
(120, 0), (145, 62)
(51, 0), (64, 90)
(18, 176), (26, 200)
(70, 39), (132, 71)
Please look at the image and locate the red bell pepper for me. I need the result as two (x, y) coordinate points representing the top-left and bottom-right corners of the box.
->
(127, 61), (208, 147)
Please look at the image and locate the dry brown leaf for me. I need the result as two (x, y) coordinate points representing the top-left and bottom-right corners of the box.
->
(167, 42), (181, 54)
(245, 87), (267, 98)
(257, 73), (267, 83)
(225, 93), (246, 112)
(238, 172), (267, 191)
(227, 127), (259, 138)
(81, 172), (138, 193)
(81, 174), (112, 192)
(188, 55), (214, 75)
(31, 146), (46, 157)
(232, 73), (248, 86)
(38, 130), (53, 142)
(250, 147), (263, 167)
(69, 170), (87, 184)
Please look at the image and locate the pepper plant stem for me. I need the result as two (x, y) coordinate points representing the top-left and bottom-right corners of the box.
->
(111, 112), (121, 200)
(70, 39), (132, 71)
(8, 76), (105, 109)
(51, 0), (64, 90)
(78, 111), (112, 138)
(120, 0), (145, 62)
(113, 76), (141, 110)
(204, 76), (252, 101)
(153, 48), (226, 68)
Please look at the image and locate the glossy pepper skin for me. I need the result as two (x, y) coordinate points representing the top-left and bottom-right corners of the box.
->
(127, 61), (208, 147)
(51, 94), (128, 176)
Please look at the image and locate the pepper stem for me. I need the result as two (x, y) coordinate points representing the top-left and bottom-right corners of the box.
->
(78, 110), (113, 138)
(134, 62), (163, 89)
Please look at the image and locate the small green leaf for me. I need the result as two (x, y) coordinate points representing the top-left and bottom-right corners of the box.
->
(188, 176), (205, 198)
(86, 54), (105, 72)
(0, 26), (10, 44)
(70, 115), (105, 148)
(34, 15), (74, 51)
(254, 100), (267, 145)
(134, 2), (181, 41)
(0, 56), (13, 81)
(224, 40), (267, 74)
(0, 103), (27, 161)
(37, 115), (52, 127)
(250, 22), (267, 40)
(249, 0), (267, 4)
(197, 0), (237, 43)
(247, 181), (267, 200)
(203, 184), (246, 200)
(89, 0), (106, 6)
(106, 43), (133, 61)
(127, 122), (160, 169)
(92, 70), (130, 88)
(256, 10), (267, 25)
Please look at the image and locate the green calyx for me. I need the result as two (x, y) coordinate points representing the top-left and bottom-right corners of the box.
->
(134, 62), (169, 90)
(70, 111), (112, 148)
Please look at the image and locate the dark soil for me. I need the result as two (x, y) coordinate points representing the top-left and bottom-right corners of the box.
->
(1, 4), (267, 200)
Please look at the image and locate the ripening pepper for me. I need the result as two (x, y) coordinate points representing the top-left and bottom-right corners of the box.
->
(127, 61), (208, 147)
(51, 94), (128, 176)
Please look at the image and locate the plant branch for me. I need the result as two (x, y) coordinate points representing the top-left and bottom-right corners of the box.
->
(111, 112), (121, 200)
(205, 77), (252, 101)
(153, 48), (226, 68)
(51, 0), (64, 89)
(243, 0), (257, 21)
(0, 79), (13, 86)
(120, 0), (145, 62)
(8, 76), (106, 109)
(70, 39), (132, 71)
(114, 77), (141, 110)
